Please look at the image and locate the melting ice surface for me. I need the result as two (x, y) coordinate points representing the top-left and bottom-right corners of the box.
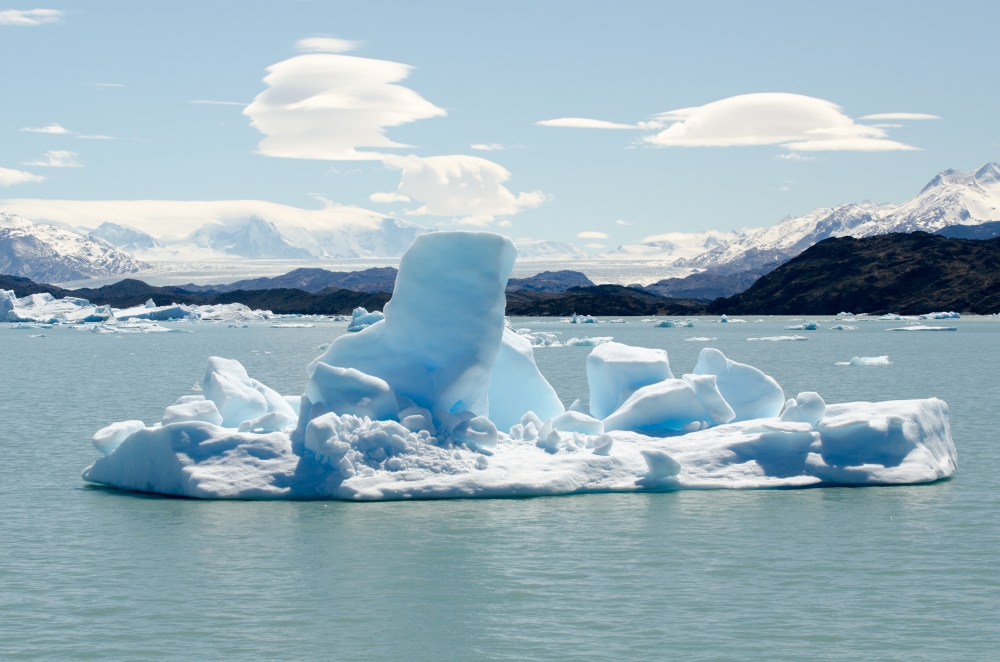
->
(82, 232), (957, 500)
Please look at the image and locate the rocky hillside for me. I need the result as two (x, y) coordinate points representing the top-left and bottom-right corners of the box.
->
(708, 232), (1000, 315)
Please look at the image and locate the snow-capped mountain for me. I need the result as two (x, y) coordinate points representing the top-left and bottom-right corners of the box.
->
(627, 163), (1000, 275)
(87, 222), (163, 252)
(188, 216), (313, 259)
(0, 213), (149, 283)
(599, 230), (739, 262)
(513, 239), (588, 259)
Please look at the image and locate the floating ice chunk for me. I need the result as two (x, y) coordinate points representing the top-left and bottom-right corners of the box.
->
(836, 356), (892, 366)
(271, 323), (314, 328)
(202, 357), (280, 427)
(838, 311), (853, 316)
(603, 379), (707, 434)
(886, 325), (957, 332)
(609, 319), (625, 324)
(114, 302), (191, 321)
(685, 336), (716, 342)
(880, 313), (919, 321)
(304, 364), (399, 421)
(552, 410), (604, 435)
(92, 420), (145, 456)
(830, 325), (858, 330)
(586, 342), (674, 420)
(748, 335), (809, 341)
(1, 289), (112, 324)
(519, 331), (562, 347)
(693, 348), (784, 422)
(720, 315), (729, 323)
(920, 311), (960, 319)
(784, 322), (819, 330)
(779, 392), (826, 428)
(487, 328), (564, 431)
(310, 232), (515, 419)
(346, 307), (384, 332)
(682, 373), (735, 426)
(162, 399), (224, 426)
(565, 336), (613, 347)
(654, 320), (675, 328)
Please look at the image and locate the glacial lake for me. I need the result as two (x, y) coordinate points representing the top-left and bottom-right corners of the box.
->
(1, 317), (998, 660)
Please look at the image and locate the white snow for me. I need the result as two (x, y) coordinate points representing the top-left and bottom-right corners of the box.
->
(81, 230), (959, 500)
(748, 335), (809, 341)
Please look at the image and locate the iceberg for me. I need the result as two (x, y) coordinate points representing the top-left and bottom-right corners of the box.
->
(886, 325), (957, 332)
(784, 322), (819, 330)
(748, 335), (809, 341)
(920, 312), (960, 320)
(685, 336), (717, 342)
(346, 307), (384, 332)
(81, 231), (958, 500)
(567, 313), (598, 324)
(2, 290), (111, 324)
(830, 325), (858, 330)
(836, 356), (892, 366)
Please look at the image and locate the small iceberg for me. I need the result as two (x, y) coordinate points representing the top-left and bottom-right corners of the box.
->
(347, 307), (384, 332)
(271, 323), (315, 328)
(684, 336), (717, 342)
(784, 322), (819, 330)
(567, 313), (598, 324)
(886, 325), (957, 332)
(836, 356), (892, 366)
(830, 325), (858, 330)
(748, 336), (809, 341)
(920, 312), (961, 320)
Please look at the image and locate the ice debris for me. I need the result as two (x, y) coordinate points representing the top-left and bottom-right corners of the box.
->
(82, 231), (958, 500)
(748, 335), (809, 341)
(886, 325), (957, 332)
(784, 322), (819, 330)
(346, 307), (384, 332)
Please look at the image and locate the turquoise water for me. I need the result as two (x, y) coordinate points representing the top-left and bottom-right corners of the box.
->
(2, 318), (998, 660)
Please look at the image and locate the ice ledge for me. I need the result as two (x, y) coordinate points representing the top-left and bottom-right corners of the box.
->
(82, 397), (955, 500)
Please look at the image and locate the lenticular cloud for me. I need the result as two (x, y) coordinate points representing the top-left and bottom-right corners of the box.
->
(82, 231), (957, 500)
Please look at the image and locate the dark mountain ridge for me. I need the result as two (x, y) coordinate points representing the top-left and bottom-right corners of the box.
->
(709, 232), (1000, 315)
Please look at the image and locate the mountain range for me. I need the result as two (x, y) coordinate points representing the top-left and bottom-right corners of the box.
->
(1, 163), (998, 284)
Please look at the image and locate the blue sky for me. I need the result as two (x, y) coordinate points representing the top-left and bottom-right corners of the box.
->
(1, 0), (997, 249)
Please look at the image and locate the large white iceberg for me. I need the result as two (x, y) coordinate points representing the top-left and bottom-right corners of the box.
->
(2, 290), (112, 324)
(81, 231), (958, 500)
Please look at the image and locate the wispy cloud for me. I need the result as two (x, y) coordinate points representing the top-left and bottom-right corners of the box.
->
(0, 8), (63, 25)
(859, 113), (940, 121)
(296, 37), (363, 53)
(21, 123), (115, 140)
(614, 219), (631, 226)
(23, 150), (82, 167)
(22, 123), (72, 134)
(775, 153), (814, 161)
(86, 82), (125, 88)
(0, 166), (44, 186)
(585, 243), (606, 248)
(470, 143), (522, 151)
(536, 117), (639, 129)
(191, 100), (247, 106)
(369, 192), (411, 203)
(578, 231), (609, 239)
(539, 93), (929, 153)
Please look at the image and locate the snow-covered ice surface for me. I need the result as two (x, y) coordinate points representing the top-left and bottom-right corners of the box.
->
(837, 356), (892, 366)
(80, 231), (958, 500)
(887, 325), (958, 332)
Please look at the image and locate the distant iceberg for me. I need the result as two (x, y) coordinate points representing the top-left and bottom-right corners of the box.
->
(836, 356), (892, 366)
(886, 325), (957, 332)
(82, 231), (958, 499)
(784, 322), (819, 331)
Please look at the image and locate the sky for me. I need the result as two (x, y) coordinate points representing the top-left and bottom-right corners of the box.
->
(1, 0), (998, 250)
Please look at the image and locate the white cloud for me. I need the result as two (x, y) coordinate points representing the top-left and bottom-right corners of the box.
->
(775, 153), (814, 161)
(578, 231), (609, 239)
(369, 191), (411, 203)
(22, 123), (72, 134)
(585, 243), (606, 248)
(23, 150), (82, 167)
(497, 220), (512, 227)
(243, 49), (446, 160)
(375, 154), (545, 225)
(0, 9), (63, 25)
(0, 166), (44, 186)
(191, 100), (246, 106)
(296, 37), (363, 53)
(859, 113), (940, 121)
(540, 93), (928, 152)
(614, 219), (631, 226)
(86, 82), (125, 88)
(78, 134), (115, 140)
(644, 94), (917, 152)
(536, 117), (639, 129)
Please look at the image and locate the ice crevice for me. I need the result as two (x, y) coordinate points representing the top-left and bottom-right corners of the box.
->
(81, 231), (958, 500)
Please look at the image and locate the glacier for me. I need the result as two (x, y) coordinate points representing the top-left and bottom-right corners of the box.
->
(81, 231), (957, 499)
